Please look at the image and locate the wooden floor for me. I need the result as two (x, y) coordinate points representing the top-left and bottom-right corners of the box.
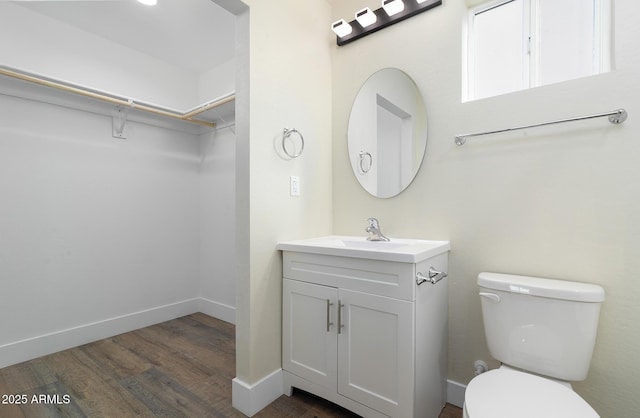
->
(0, 313), (462, 418)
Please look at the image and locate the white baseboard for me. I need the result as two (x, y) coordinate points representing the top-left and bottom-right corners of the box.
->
(447, 379), (467, 408)
(232, 369), (283, 417)
(198, 297), (236, 324)
(0, 298), (201, 369)
(0, 297), (239, 369)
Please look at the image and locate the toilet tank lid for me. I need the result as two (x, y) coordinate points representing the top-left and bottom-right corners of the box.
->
(478, 272), (605, 302)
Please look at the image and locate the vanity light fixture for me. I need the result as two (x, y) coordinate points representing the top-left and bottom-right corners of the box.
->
(332, 19), (353, 38)
(137, 0), (157, 6)
(382, 0), (405, 17)
(355, 7), (377, 28)
(332, 0), (442, 46)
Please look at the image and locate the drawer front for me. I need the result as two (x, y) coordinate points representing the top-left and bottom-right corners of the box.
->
(283, 251), (415, 301)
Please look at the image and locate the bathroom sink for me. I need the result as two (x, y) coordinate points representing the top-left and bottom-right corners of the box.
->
(277, 235), (450, 263)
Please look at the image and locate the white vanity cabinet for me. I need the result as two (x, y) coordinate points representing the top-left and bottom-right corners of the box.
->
(279, 237), (449, 418)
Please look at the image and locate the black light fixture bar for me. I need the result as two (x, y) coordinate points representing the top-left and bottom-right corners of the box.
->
(336, 0), (443, 46)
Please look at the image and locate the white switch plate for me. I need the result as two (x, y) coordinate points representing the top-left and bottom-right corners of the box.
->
(290, 176), (300, 196)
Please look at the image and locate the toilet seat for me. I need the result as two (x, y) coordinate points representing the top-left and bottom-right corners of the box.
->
(464, 369), (599, 418)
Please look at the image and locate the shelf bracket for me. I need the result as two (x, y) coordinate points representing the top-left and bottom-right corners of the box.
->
(112, 100), (134, 139)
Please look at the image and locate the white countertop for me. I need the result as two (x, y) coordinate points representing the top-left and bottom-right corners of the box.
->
(277, 235), (450, 263)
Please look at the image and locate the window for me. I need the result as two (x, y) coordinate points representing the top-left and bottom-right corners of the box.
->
(464, 0), (611, 101)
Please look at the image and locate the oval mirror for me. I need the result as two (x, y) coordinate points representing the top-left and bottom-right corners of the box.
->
(348, 68), (428, 198)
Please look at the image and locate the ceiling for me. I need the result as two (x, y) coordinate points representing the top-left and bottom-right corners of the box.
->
(15, 0), (236, 74)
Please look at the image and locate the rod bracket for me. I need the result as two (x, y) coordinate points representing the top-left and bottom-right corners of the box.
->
(112, 100), (134, 139)
(609, 109), (628, 124)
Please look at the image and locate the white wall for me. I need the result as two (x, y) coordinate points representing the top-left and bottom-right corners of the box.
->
(199, 58), (236, 103)
(233, 0), (333, 393)
(0, 90), (202, 366)
(331, 0), (640, 416)
(199, 125), (237, 323)
(0, 76), (238, 369)
(0, 2), (199, 110)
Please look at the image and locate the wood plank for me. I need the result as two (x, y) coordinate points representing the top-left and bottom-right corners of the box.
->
(135, 324), (235, 379)
(189, 312), (235, 336)
(121, 367), (221, 418)
(154, 316), (236, 358)
(78, 337), (152, 380)
(43, 349), (154, 417)
(0, 385), (27, 418)
(15, 381), (87, 418)
(0, 358), (56, 393)
(114, 331), (222, 395)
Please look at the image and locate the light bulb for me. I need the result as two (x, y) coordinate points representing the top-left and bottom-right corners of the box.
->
(355, 7), (377, 28)
(382, 0), (405, 17)
(331, 19), (353, 38)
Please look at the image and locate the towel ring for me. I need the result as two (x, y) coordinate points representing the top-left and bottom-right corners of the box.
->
(282, 128), (304, 158)
(359, 151), (372, 173)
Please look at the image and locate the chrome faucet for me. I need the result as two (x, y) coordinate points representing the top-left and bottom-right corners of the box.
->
(365, 217), (390, 242)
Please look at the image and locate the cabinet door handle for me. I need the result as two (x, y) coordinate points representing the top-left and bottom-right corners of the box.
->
(326, 299), (334, 332)
(337, 301), (345, 334)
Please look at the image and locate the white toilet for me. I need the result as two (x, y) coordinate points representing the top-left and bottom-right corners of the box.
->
(463, 272), (605, 418)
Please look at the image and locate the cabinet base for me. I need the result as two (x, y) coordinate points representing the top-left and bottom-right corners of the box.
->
(283, 371), (389, 418)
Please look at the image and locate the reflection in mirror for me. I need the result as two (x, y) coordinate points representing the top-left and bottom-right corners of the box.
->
(348, 68), (428, 198)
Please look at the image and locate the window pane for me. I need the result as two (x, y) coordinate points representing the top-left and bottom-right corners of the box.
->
(537, 0), (596, 85)
(473, 0), (525, 99)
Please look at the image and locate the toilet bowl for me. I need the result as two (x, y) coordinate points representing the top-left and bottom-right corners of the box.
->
(464, 272), (605, 418)
(463, 367), (599, 418)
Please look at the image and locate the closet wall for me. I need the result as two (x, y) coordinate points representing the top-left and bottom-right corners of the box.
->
(199, 126), (236, 322)
(0, 2), (236, 367)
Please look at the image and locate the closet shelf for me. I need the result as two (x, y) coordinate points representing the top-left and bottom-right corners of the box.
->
(0, 65), (235, 130)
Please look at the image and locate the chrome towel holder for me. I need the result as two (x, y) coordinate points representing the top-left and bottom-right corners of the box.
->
(282, 128), (304, 158)
(358, 151), (372, 173)
(416, 267), (448, 286)
(455, 108), (628, 146)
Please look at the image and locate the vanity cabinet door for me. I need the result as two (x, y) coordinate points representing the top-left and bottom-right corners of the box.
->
(283, 279), (338, 390)
(337, 289), (415, 418)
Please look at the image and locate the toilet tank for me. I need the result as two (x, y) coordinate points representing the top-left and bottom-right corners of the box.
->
(478, 272), (605, 381)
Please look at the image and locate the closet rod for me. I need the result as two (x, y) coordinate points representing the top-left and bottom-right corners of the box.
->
(454, 108), (628, 146)
(183, 94), (235, 120)
(0, 66), (234, 128)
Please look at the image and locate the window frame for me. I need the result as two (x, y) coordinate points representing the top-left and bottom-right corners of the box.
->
(464, 0), (612, 102)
